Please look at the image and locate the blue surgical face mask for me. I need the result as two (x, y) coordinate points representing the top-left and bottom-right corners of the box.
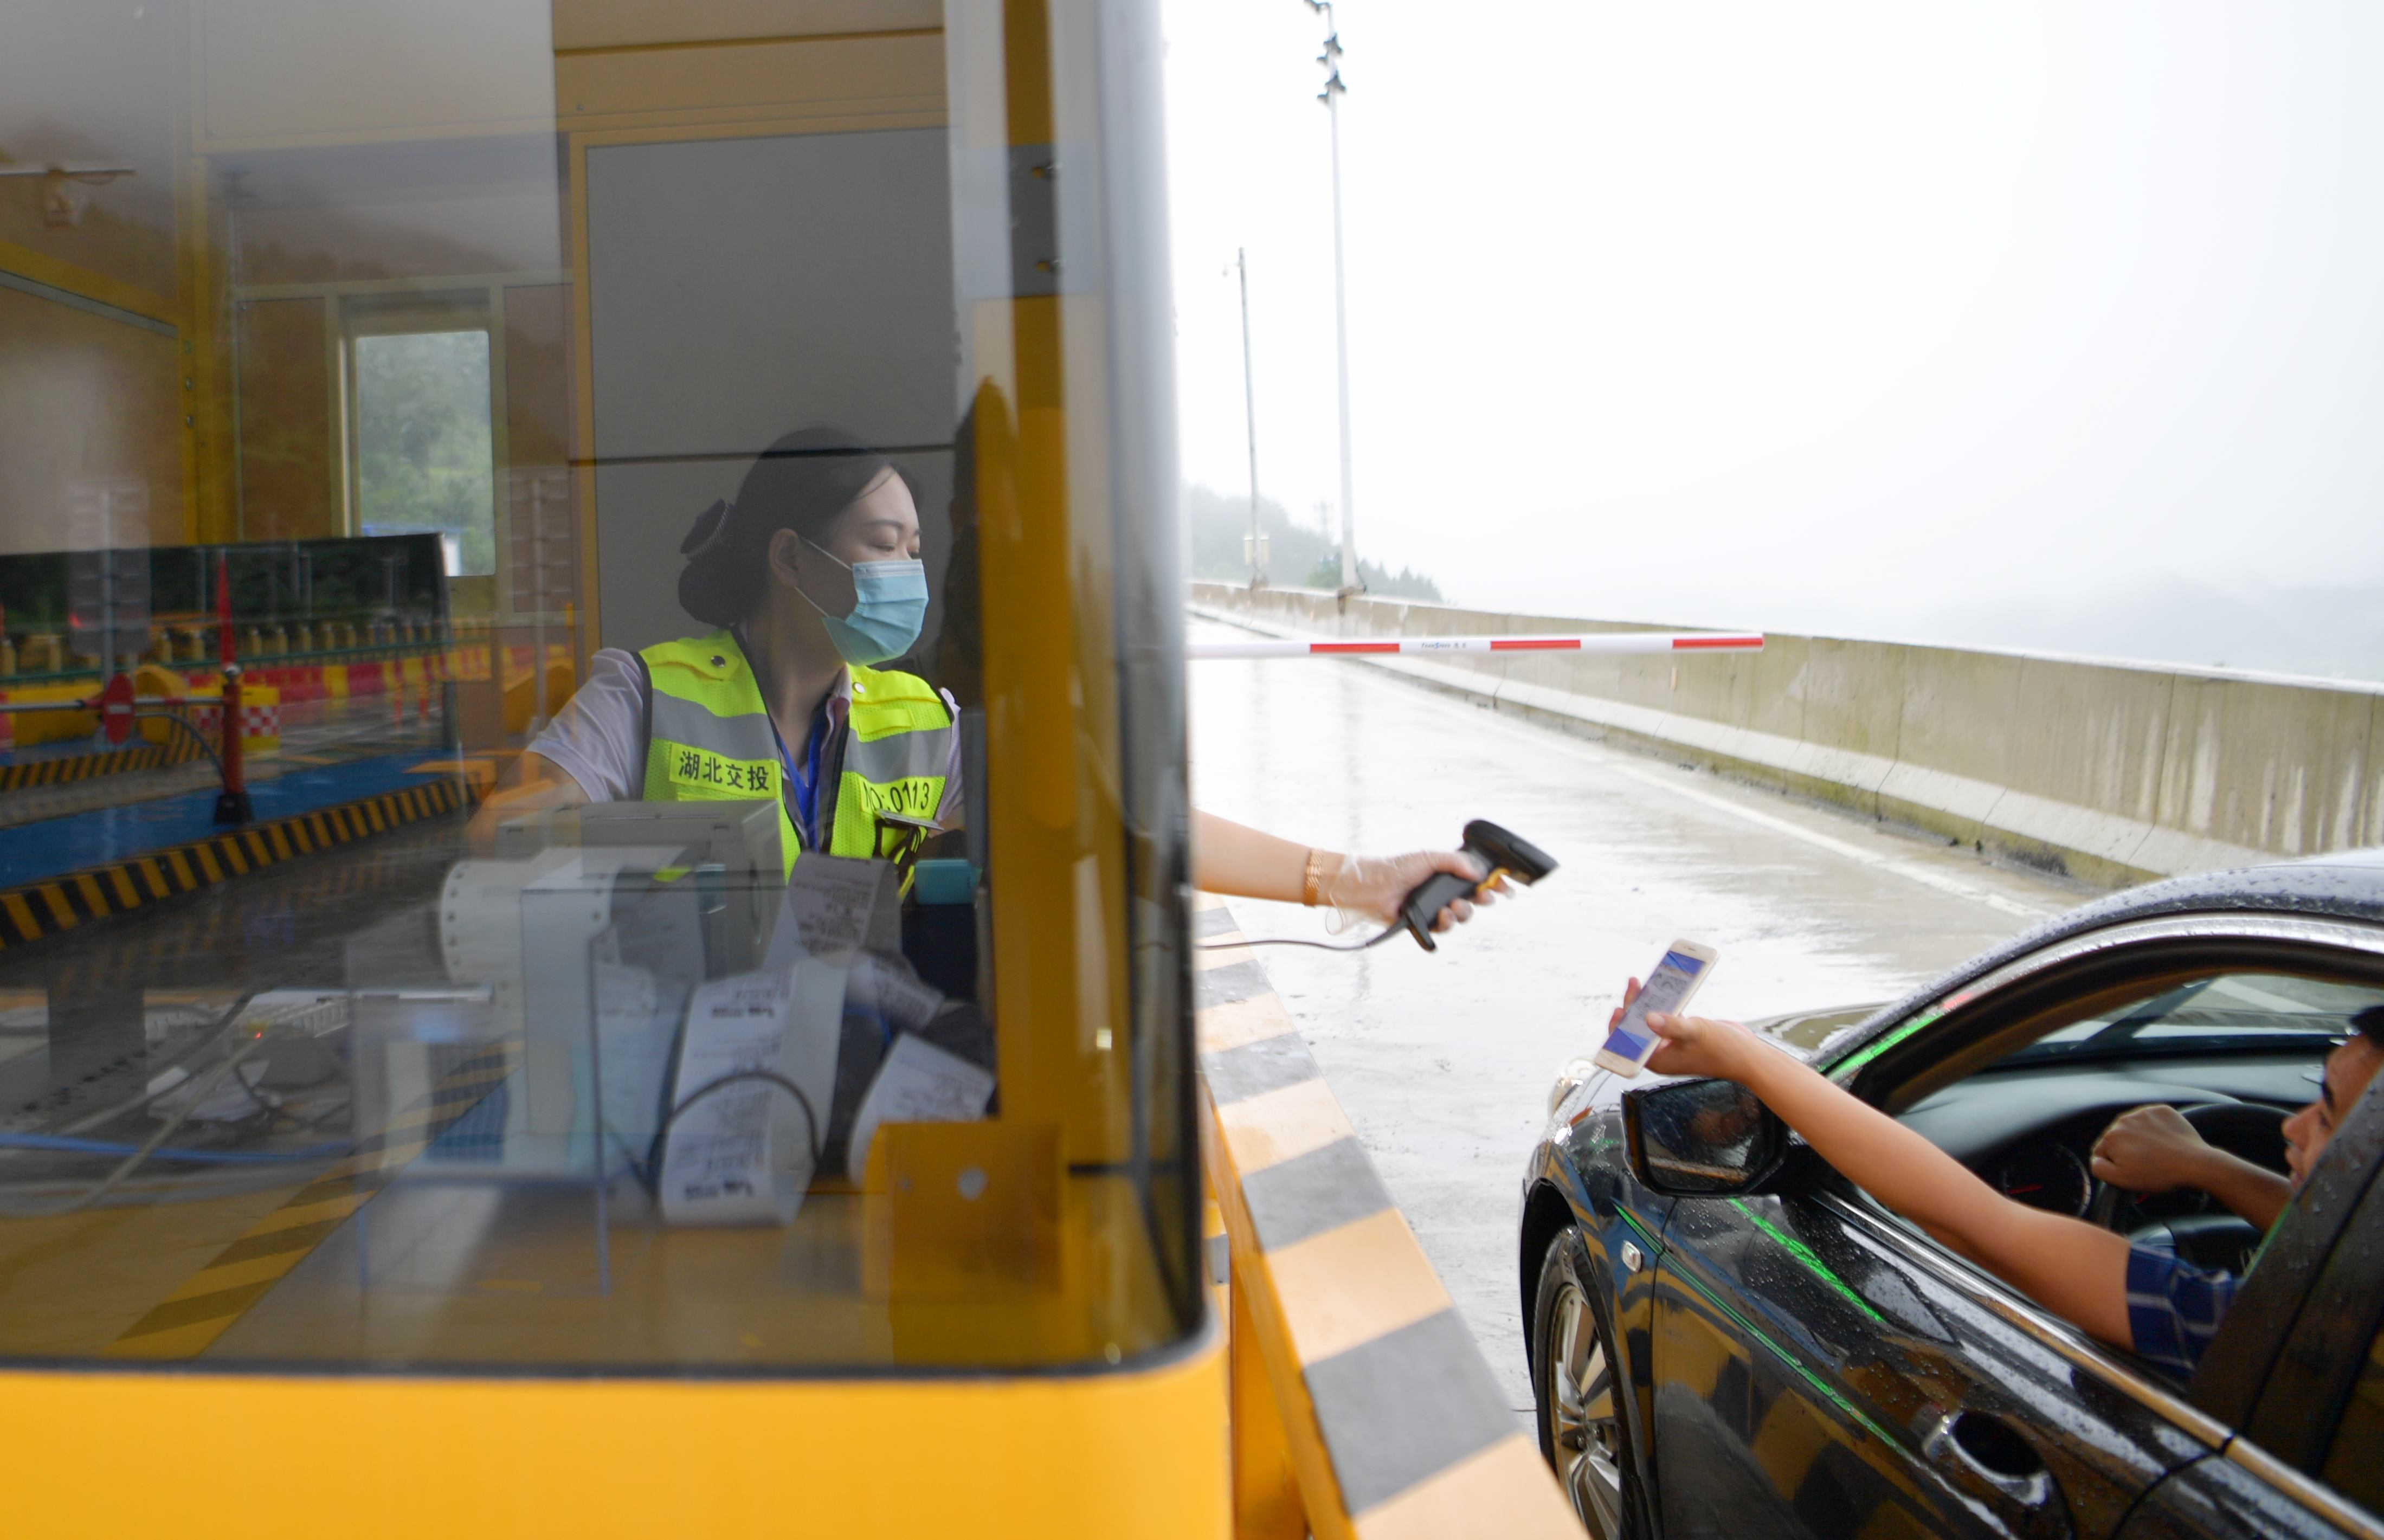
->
(797, 537), (928, 666)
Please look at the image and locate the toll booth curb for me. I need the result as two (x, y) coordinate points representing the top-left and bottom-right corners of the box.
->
(1193, 897), (1580, 1539)
(0, 733), (208, 790)
(0, 777), (476, 949)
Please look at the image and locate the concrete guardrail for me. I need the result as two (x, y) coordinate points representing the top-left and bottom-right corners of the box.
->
(1190, 582), (2384, 888)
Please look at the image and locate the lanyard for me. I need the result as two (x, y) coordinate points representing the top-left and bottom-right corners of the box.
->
(766, 699), (832, 848)
(735, 629), (840, 848)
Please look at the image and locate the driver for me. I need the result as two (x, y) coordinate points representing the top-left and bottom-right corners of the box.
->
(1623, 991), (2384, 1378)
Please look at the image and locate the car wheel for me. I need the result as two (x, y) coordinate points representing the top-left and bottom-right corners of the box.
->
(1532, 1225), (1641, 1539)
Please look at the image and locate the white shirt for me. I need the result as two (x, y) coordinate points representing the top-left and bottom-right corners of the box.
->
(530, 647), (965, 836)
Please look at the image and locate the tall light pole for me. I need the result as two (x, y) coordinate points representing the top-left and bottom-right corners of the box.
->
(1235, 247), (1265, 589)
(1306, 1), (1360, 596)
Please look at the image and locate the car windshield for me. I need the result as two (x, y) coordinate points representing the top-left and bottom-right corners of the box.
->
(2000, 972), (2371, 1065)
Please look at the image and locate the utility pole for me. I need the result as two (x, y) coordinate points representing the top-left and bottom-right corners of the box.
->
(1305, 1), (1361, 596)
(1235, 247), (1266, 589)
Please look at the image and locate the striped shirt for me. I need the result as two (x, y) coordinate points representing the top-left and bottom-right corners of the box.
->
(2126, 1243), (2240, 1378)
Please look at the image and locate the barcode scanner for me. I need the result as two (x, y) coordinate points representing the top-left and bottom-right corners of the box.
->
(1396, 820), (1558, 951)
(1196, 819), (1557, 956)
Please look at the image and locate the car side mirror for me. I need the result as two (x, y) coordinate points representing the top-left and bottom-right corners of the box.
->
(1621, 1077), (1790, 1196)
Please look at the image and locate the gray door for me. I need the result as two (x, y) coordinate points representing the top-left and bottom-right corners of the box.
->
(583, 126), (957, 657)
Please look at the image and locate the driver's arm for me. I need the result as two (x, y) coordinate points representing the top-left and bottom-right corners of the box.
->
(467, 751), (590, 853)
(1638, 1000), (2138, 1351)
(2091, 1104), (2292, 1232)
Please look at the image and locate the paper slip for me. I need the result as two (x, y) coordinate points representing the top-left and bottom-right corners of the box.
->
(592, 961), (686, 1146)
(763, 854), (900, 966)
(658, 961), (844, 1226)
(846, 952), (945, 1034)
(845, 1033), (996, 1180)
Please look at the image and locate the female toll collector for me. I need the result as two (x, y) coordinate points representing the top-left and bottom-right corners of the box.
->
(482, 426), (961, 875)
(475, 425), (1487, 930)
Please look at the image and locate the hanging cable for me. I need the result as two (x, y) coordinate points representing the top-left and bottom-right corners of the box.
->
(633, 1069), (822, 1195)
(62, 1033), (276, 1213)
(57, 989), (261, 1135)
(1197, 924), (1406, 953)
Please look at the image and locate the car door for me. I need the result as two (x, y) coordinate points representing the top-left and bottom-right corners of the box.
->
(1545, 1087), (1677, 1521)
(1650, 1161), (2208, 1539)
(1646, 913), (2384, 1539)
(2116, 1075), (2384, 1540)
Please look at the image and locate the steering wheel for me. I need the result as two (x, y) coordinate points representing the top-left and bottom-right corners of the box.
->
(2085, 1100), (2290, 1239)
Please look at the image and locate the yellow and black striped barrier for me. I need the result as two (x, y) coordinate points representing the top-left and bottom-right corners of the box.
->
(1194, 897), (1579, 1540)
(0, 777), (474, 949)
(0, 734), (205, 792)
(106, 1036), (522, 1359)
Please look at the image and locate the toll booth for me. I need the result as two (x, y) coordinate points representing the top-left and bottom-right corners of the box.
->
(2, 3), (1219, 1532)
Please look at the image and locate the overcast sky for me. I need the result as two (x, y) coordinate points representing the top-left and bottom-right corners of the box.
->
(1159, 3), (2384, 650)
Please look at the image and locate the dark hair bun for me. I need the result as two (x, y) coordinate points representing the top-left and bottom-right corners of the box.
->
(676, 426), (895, 627)
(676, 527), (761, 626)
(679, 498), (732, 557)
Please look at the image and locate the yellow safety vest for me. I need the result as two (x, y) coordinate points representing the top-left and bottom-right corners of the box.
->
(637, 629), (955, 877)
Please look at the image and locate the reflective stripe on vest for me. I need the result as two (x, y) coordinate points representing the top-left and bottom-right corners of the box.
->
(637, 628), (954, 875)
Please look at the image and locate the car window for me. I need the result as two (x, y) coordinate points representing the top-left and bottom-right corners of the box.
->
(1875, 966), (2383, 1227)
(1998, 973), (2373, 1067)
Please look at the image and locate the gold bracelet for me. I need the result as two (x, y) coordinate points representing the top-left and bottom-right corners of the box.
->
(1301, 849), (1324, 907)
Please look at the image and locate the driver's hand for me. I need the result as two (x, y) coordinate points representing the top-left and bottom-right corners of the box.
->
(1319, 849), (1494, 930)
(1607, 978), (1755, 1080)
(2090, 1104), (2212, 1195)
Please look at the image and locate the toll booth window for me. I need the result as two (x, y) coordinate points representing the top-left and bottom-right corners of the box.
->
(353, 324), (499, 576)
(0, 1), (1196, 1375)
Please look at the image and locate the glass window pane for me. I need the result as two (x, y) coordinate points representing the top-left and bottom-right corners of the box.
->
(355, 330), (495, 577)
(2004, 974), (2380, 1065)
(0, 0), (1196, 1378)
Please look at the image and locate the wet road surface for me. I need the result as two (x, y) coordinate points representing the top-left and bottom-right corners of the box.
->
(1185, 620), (2084, 1418)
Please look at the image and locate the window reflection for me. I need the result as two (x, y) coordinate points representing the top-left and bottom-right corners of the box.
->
(0, 0), (1195, 1376)
(354, 328), (496, 576)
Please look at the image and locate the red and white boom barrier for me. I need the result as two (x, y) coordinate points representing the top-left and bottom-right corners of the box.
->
(1185, 631), (1763, 660)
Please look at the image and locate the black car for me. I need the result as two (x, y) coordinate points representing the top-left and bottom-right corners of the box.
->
(1519, 848), (2384, 1539)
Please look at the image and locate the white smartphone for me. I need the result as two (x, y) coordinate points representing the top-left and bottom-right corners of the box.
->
(1592, 940), (1721, 1078)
